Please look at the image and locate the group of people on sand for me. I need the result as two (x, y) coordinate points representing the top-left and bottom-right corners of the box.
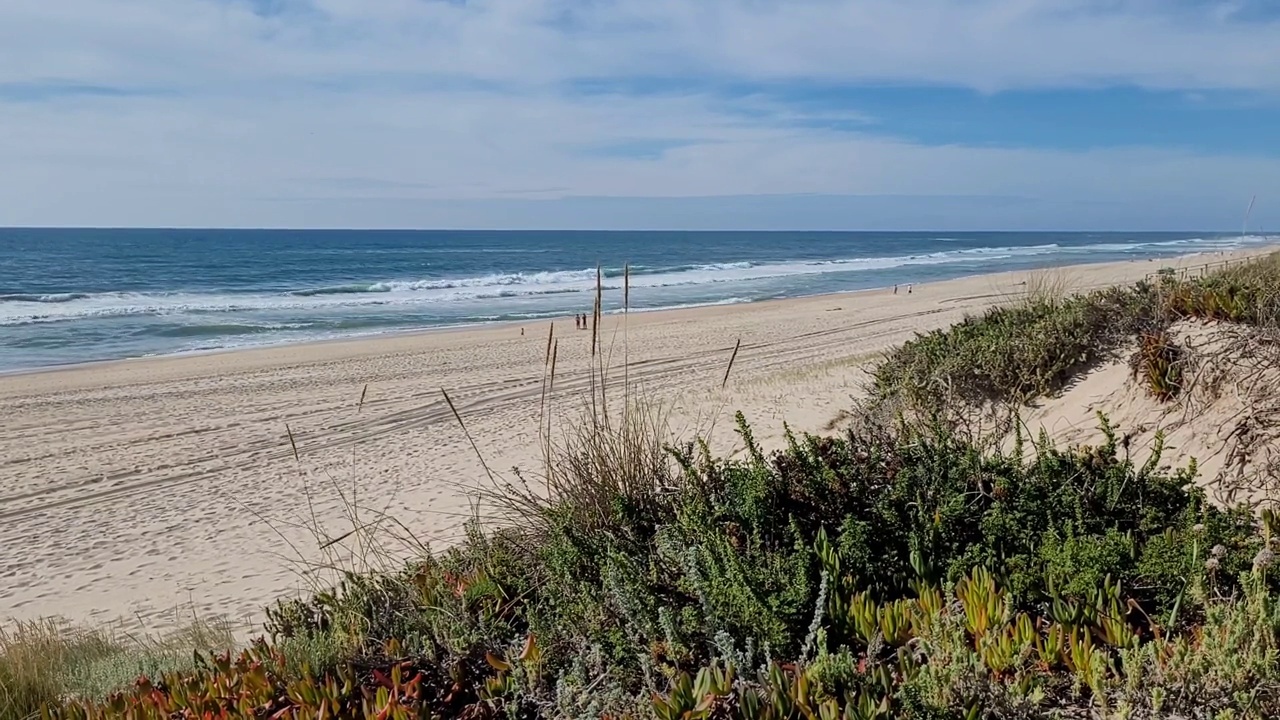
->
(574, 313), (591, 330)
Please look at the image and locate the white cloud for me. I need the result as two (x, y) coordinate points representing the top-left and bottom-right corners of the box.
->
(7, 0), (1278, 91)
(0, 0), (1278, 228)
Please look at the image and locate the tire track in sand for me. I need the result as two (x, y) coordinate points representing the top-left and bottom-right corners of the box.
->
(0, 308), (952, 522)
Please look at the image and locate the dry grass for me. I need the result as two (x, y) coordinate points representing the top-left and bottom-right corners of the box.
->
(240, 423), (435, 602)
(992, 265), (1078, 311)
(1130, 329), (1185, 402)
(474, 261), (697, 539)
(485, 396), (680, 542)
(0, 615), (234, 720)
(1024, 266), (1075, 307)
(442, 260), (755, 545)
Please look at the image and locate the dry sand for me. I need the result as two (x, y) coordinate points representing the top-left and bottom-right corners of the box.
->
(0, 250), (1267, 634)
(1020, 319), (1280, 509)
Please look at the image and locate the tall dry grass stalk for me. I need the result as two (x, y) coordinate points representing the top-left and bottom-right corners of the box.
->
(624, 264), (630, 412)
(484, 395), (678, 540)
(595, 265), (606, 418)
(539, 322), (556, 439)
(443, 387), (495, 488)
(247, 445), (434, 597)
(485, 304), (747, 537)
(722, 338), (741, 390)
(1024, 267), (1074, 307)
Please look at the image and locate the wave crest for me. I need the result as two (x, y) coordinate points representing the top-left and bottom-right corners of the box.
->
(4, 236), (1274, 328)
(0, 293), (91, 303)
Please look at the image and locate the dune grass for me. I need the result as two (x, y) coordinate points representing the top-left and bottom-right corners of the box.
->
(870, 252), (1280, 422)
(0, 616), (234, 720)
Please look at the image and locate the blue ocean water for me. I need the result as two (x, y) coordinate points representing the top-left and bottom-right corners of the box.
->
(1, 229), (1273, 372)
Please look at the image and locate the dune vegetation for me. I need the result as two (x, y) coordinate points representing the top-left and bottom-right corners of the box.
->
(7, 255), (1280, 720)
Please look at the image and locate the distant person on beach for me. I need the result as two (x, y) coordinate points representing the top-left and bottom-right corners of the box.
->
(574, 315), (580, 330)
(893, 285), (898, 295)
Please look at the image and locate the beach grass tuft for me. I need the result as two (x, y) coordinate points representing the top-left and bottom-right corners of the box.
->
(0, 616), (234, 720)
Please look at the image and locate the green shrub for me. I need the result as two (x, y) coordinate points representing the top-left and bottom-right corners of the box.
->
(259, 413), (1258, 709)
(871, 252), (1280, 423)
(652, 571), (1280, 719)
(870, 285), (1161, 421)
(29, 410), (1276, 718)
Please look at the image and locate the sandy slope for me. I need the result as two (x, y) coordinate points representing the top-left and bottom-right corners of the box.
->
(0, 251), (1265, 634)
(1020, 319), (1280, 509)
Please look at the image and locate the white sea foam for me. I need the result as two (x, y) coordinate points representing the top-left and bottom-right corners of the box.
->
(2, 236), (1274, 328)
(0, 247), (1045, 325)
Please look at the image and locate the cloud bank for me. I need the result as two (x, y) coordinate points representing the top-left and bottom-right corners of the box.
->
(1, 0), (1278, 229)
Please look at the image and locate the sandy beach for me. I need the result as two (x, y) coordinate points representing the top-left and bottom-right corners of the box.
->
(0, 251), (1266, 634)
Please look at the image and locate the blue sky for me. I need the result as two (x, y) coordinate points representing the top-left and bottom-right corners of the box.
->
(1, 0), (1279, 230)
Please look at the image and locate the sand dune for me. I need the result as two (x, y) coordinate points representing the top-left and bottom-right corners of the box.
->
(0, 251), (1264, 634)
(1021, 319), (1280, 509)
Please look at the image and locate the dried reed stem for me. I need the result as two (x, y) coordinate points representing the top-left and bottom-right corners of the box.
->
(624, 263), (630, 411)
(596, 265), (606, 412)
(550, 339), (559, 394)
(285, 423), (300, 463)
(442, 387), (497, 487)
(722, 338), (742, 389)
(592, 265), (602, 358)
(539, 322), (556, 441)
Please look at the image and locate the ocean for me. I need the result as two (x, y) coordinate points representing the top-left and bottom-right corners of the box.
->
(1, 229), (1273, 372)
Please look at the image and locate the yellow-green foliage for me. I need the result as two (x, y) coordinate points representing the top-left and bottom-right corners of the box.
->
(1131, 330), (1183, 402)
(652, 566), (1280, 719)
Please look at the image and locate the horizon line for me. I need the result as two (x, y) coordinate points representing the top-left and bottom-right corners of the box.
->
(0, 226), (1256, 234)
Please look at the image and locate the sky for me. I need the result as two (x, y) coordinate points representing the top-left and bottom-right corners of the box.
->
(2, 0), (1279, 230)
